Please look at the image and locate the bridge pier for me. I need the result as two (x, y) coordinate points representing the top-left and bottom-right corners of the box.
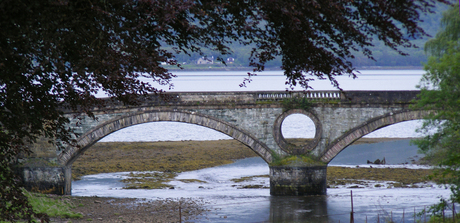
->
(270, 165), (327, 196)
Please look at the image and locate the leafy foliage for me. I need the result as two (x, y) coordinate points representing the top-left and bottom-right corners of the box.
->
(170, 3), (450, 68)
(0, 0), (449, 221)
(413, 3), (460, 204)
(424, 4), (460, 57)
(419, 198), (456, 220)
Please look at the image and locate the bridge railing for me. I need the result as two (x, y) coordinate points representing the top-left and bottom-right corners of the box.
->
(256, 91), (342, 101)
(69, 90), (420, 114)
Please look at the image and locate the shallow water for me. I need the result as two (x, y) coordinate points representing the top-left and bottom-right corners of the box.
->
(72, 155), (451, 222)
(72, 139), (448, 222)
(329, 139), (423, 165)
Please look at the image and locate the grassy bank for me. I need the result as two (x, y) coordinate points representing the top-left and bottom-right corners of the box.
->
(0, 191), (84, 223)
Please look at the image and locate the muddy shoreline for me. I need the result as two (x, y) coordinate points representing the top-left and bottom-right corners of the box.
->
(49, 196), (208, 223)
(56, 138), (433, 222)
(72, 139), (258, 180)
(71, 137), (432, 190)
(72, 137), (420, 180)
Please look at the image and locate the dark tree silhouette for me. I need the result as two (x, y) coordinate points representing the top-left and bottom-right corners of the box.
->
(0, 0), (449, 221)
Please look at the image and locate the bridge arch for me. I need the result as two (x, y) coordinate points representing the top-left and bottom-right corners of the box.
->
(58, 110), (273, 166)
(320, 110), (431, 163)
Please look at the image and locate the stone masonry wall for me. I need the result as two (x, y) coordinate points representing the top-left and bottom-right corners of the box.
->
(310, 106), (408, 157)
(58, 108), (283, 166)
(194, 107), (285, 156)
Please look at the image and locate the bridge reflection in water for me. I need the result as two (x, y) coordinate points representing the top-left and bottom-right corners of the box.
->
(270, 196), (329, 222)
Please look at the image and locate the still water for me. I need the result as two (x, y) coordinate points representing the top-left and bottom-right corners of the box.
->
(149, 69), (425, 92)
(76, 70), (452, 222)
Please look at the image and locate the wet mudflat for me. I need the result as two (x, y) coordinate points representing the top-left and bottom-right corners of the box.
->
(59, 138), (446, 223)
(72, 139), (433, 189)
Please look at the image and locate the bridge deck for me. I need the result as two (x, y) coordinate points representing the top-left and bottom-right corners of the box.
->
(63, 91), (420, 113)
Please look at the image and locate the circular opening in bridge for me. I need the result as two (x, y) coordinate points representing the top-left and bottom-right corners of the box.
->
(281, 114), (316, 147)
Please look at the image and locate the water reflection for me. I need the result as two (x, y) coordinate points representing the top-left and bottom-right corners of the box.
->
(270, 196), (329, 222)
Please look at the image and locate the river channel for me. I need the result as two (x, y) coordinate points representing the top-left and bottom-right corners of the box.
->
(73, 70), (452, 222)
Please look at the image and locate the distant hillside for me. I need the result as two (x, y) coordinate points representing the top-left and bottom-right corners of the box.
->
(165, 3), (448, 69)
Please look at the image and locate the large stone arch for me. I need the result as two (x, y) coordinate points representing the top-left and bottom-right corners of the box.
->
(58, 110), (273, 166)
(320, 110), (432, 163)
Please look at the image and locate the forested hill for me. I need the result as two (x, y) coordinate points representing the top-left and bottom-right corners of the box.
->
(167, 3), (448, 69)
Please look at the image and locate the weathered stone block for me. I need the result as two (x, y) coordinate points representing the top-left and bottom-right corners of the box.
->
(16, 166), (70, 195)
(270, 166), (327, 196)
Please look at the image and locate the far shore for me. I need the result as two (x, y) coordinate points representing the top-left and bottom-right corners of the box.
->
(164, 65), (423, 72)
(350, 137), (419, 145)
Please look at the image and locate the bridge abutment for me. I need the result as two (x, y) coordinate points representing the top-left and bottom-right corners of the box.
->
(16, 165), (71, 195)
(15, 137), (72, 195)
(270, 165), (327, 196)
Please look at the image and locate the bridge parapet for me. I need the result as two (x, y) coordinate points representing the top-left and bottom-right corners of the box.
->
(142, 90), (418, 106)
(69, 90), (419, 114)
(341, 91), (420, 104)
(256, 91), (342, 101)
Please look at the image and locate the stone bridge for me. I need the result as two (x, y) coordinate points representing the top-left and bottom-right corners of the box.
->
(18, 90), (429, 196)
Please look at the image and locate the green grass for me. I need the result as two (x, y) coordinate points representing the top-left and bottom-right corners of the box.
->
(424, 214), (460, 223)
(270, 154), (325, 167)
(0, 190), (83, 222)
(25, 190), (83, 220)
